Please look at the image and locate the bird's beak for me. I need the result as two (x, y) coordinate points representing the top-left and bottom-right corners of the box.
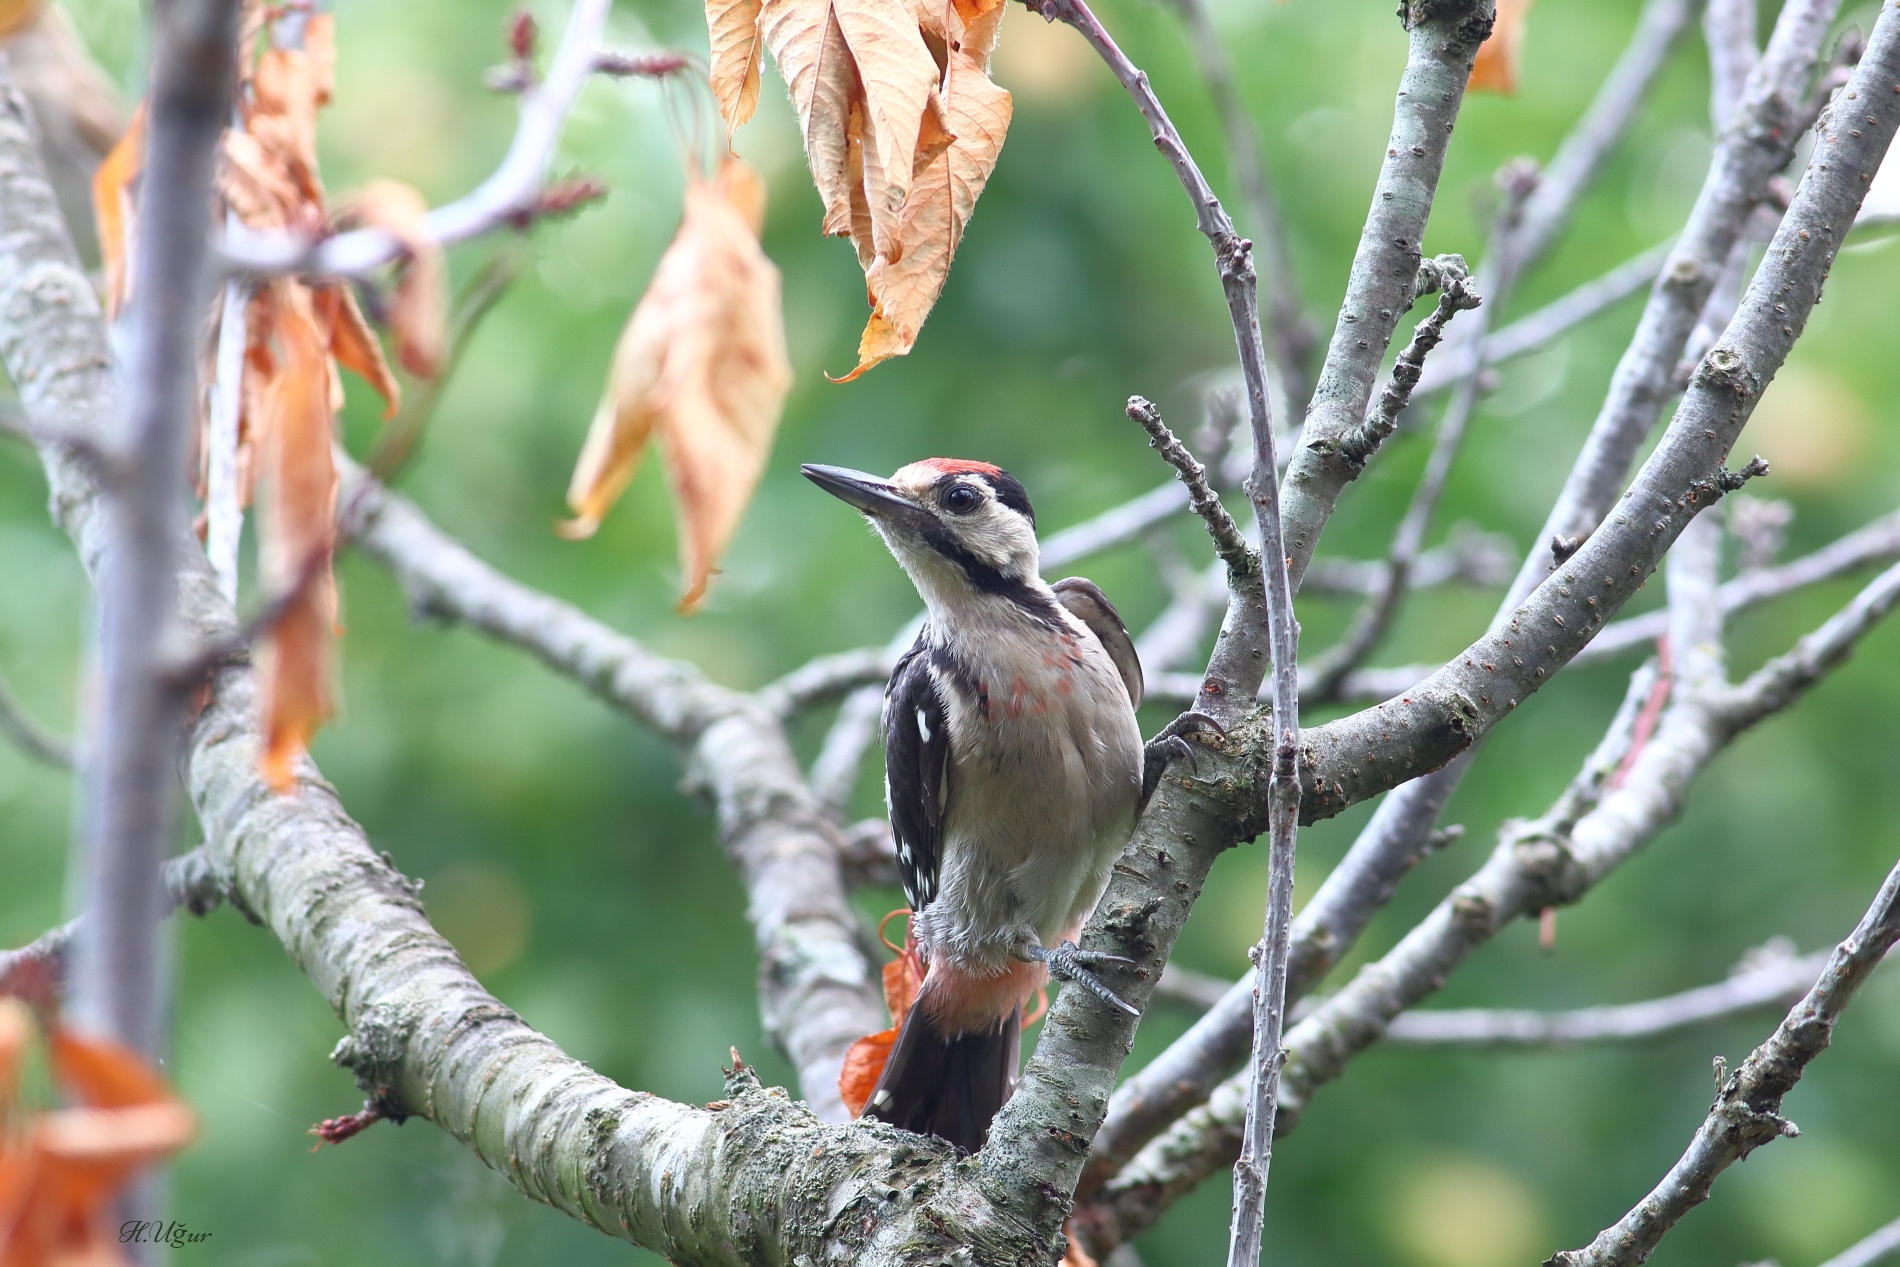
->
(801, 464), (920, 522)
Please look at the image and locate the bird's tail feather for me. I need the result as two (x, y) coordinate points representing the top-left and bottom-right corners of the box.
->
(860, 1000), (1020, 1152)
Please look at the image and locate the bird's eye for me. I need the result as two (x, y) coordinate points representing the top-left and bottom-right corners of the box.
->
(943, 484), (981, 514)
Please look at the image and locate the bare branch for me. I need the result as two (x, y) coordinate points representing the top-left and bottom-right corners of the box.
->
(1082, 527), (1900, 1247)
(1818, 1216), (1900, 1267)
(1502, 0), (1702, 275)
(759, 646), (894, 719)
(1548, 854), (1900, 1267)
(59, 0), (239, 1053)
(809, 684), (885, 817)
(1273, 1), (1492, 595)
(218, 0), (680, 277)
(1579, 506), (1900, 664)
(1040, 479), (1191, 571)
(1127, 395), (1253, 577)
(0, 665), (72, 767)
(1384, 946), (1839, 1046)
(1089, 6), (1887, 1179)
(1335, 254), (1482, 469)
(1411, 240), (1670, 399)
(1501, 0), (1841, 609)
(1719, 559), (1900, 728)
(340, 466), (884, 1119)
(0, 848), (238, 999)
(1158, 0), (1316, 410)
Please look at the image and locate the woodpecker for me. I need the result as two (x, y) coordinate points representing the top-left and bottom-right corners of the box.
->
(804, 458), (1214, 1152)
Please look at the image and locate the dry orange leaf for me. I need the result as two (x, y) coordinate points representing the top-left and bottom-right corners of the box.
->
(255, 283), (339, 793)
(562, 156), (792, 613)
(0, 1006), (197, 1267)
(842, 49), (1010, 379)
(89, 103), (143, 318)
(720, 0), (1011, 375)
(840, 933), (922, 1117)
(1469, 0), (1532, 94)
(708, 0), (765, 132)
(345, 181), (447, 379)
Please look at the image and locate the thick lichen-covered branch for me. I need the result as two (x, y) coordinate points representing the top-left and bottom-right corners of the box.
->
(340, 466), (885, 1123)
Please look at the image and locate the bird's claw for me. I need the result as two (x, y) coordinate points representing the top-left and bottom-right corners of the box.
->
(1026, 940), (1140, 1017)
(1141, 711), (1226, 805)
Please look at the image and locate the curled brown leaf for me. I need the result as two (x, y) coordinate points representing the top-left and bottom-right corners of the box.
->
(562, 156), (792, 613)
(344, 180), (448, 380)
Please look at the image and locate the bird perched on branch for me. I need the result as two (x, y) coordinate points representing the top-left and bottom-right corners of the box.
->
(804, 459), (1216, 1151)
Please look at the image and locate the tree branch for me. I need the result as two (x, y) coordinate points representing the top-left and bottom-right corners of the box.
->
(1158, 0), (1316, 411)
(1274, 1), (1492, 594)
(1547, 852), (1900, 1267)
(0, 664), (72, 767)
(1382, 946), (1841, 1046)
(55, 0), (239, 1053)
(1081, 526), (1900, 1248)
(1818, 1215), (1900, 1267)
(339, 464), (885, 1121)
(217, 0), (677, 277)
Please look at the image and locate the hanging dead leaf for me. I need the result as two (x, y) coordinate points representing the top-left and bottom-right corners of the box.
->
(90, 103), (143, 317)
(707, 0), (765, 131)
(562, 156), (792, 613)
(840, 921), (922, 1117)
(841, 49), (1009, 379)
(831, 0), (940, 262)
(312, 284), (401, 418)
(0, 1012), (196, 1267)
(759, 0), (860, 232)
(255, 284), (339, 793)
(1469, 0), (1532, 94)
(344, 181), (447, 379)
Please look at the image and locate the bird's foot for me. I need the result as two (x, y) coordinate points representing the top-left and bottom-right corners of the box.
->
(1023, 940), (1140, 1017)
(1141, 711), (1226, 805)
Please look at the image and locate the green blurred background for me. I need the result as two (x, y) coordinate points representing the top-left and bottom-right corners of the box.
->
(3, 0), (1899, 1262)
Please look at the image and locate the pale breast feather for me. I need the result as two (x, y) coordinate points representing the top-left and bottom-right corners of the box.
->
(883, 632), (949, 913)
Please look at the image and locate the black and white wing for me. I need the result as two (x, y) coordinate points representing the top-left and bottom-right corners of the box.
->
(884, 632), (950, 913)
(1052, 576), (1143, 708)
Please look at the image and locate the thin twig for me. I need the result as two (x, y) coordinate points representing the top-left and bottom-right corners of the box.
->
(1547, 854), (1900, 1267)
(218, 0), (680, 277)
(1127, 395), (1252, 577)
(1817, 1216), (1900, 1267)
(1412, 240), (1671, 399)
(1580, 507), (1900, 665)
(1086, 0), (1852, 1191)
(0, 847), (235, 1000)
(1336, 254), (1481, 469)
(1157, 0), (1315, 411)
(0, 666), (73, 767)
(1384, 946), (1841, 1046)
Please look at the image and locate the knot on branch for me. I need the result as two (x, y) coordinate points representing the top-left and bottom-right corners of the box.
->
(1338, 258), (1482, 471)
(1509, 827), (1590, 908)
(1396, 0), (1494, 43)
(1412, 252), (1470, 300)
(331, 1002), (426, 1126)
(1549, 533), (1585, 566)
(1685, 456), (1771, 507)
(1692, 346), (1760, 399)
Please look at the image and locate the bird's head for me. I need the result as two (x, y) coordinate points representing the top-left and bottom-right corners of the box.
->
(802, 459), (1041, 606)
